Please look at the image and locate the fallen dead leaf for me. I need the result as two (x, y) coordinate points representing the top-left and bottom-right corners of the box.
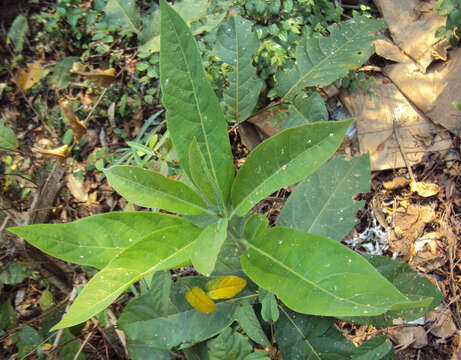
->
(71, 62), (116, 88)
(32, 144), (69, 158)
(383, 47), (461, 132)
(16, 60), (43, 91)
(59, 99), (87, 143)
(390, 203), (436, 256)
(383, 176), (411, 190)
(410, 232), (446, 272)
(66, 174), (88, 202)
(410, 181), (441, 197)
(340, 76), (452, 171)
(374, 38), (408, 63)
(425, 309), (457, 339)
(374, 0), (447, 71)
(389, 326), (427, 349)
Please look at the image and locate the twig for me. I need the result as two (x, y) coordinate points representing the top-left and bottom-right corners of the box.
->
(73, 331), (94, 360)
(52, 287), (79, 351)
(392, 113), (416, 183)
(106, 309), (129, 358)
(83, 88), (107, 124)
(0, 213), (10, 231)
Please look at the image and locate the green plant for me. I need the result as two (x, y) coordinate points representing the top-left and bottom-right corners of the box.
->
(435, 0), (461, 46)
(8, 2), (441, 359)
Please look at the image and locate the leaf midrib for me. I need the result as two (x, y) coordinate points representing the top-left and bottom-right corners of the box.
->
(279, 306), (321, 360)
(39, 224), (185, 252)
(110, 0), (139, 34)
(232, 132), (333, 217)
(245, 241), (386, 313)
(110, 171), (208, 213)
(282, 21), (375, 100)
(306, 160), (359, 233)
(58, 240), (195, 328)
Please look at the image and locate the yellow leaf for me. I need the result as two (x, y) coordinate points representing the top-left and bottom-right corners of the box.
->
(410, 181), (440, 198)
(16, 61), (43, 91)
(185, 286), (216, 314)
(205, 275), (247, 300)
(71, 62), (116, 87)
(32, 144), (69, 158)
(59, 99), (87, 143)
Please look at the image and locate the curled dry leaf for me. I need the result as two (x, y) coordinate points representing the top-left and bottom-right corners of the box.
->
(389, 326), (427, 349)
(410, 181), (440, 197)
(16, 60), (43, 91)
(32, 144), (69, 158)
(425, 309), (457, 339)
(71, 62), (116, 88)
(185, 286), (216, 314)
(59, 99), (86, 143)
(383, 176), (411, 190)
(205, 275), (247, 300)
(66, 174), (88, 202)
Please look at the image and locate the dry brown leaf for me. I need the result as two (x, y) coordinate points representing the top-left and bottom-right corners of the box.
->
(340, 76), (452, 171)
(32, 144), (69, 158)
(383, 176), (411, 190)
(389, 326), (427, 349)
(383, 47), (461, 132)
(374, 0), (447, 71)
(66, 174), (88, 202)
(59, 99), (87, 143)
(16, 60), (43, 91)
(394, 204), (436, 242)
(71, 62), (116, 87)
(410, 181), (440, 197)
(374, 38), (408, 63)
(426, 309), (457, 339)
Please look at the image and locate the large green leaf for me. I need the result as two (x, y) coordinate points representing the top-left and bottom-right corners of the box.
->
(231, 119), (353, 217)
(7, 15), (28, 52)
(0, 122), (18, 150)
(215, 15), (264, 123)
(8, 212), (191, 269)
(207, 327), (252, 360)
(278, 154), (370, 242)
(341, 255), (443, 326)
(234, 301), (271, 347)
(191, 218), (228, 276)
(52, 224), (201, 330)
(241, 227), (430, 317)
(276, 16), (386, 100)
(119, 276), (236, 350)
(105, 165), (209, 215)
(139, 0), (208, 53)
(276, 308), (393, 360)
(160, 0), (234, 203)
(104, 0), (140, 36)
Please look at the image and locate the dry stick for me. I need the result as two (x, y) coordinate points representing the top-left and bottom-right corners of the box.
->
(392, 114), (417, 183)
(106, 309), (129, 358)
(73, 331), (94, 360)
(83, 88), (108, 124)
(52, 287), (79, 351)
